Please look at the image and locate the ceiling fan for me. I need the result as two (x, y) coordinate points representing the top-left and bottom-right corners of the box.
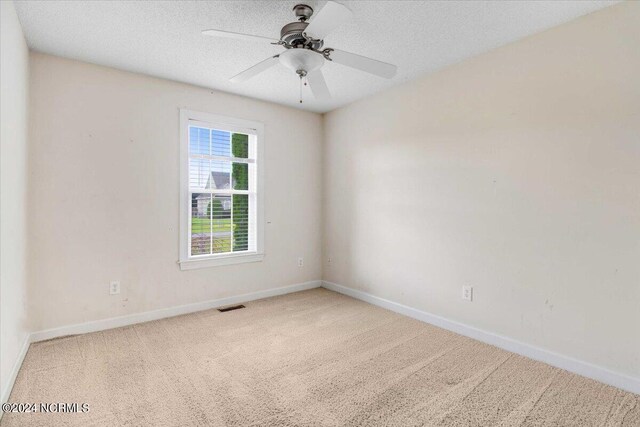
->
(202, 1), (398, 103)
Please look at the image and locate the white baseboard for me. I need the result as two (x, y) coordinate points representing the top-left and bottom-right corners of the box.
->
(1, 334), (31, 407)
(322, 280), (640, 395)
(30, 280), (322, 343)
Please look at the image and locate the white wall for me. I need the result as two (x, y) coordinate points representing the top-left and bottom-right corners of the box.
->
(323, 1), (640, 378)
(1, 0), (30, 402)
(27, 53), (323, 331)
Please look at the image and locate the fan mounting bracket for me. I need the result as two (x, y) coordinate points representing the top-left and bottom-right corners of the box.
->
(293, 4), (314, 22)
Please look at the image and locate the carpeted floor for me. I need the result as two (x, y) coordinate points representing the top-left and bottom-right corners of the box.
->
(3, 288), (639, 426)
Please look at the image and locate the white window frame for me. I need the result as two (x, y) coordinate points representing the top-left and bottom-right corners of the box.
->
(179, 109), (264, 270)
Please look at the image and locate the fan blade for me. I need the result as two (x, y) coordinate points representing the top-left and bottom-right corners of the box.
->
(307, 70), (331, 100)
(202, 29), (279, 44)
(230, 55), (280, 83)
(329, 49), (397, 79)
(305, 1), (352, 40)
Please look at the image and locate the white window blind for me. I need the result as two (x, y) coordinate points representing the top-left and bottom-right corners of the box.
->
(179, 110), (264, 270)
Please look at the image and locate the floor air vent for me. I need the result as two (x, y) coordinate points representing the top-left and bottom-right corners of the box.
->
(218, 304), (246, 313)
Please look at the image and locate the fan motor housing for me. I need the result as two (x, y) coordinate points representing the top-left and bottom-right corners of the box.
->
(280, 22), (306, 46)
(280, 21), (324, 49)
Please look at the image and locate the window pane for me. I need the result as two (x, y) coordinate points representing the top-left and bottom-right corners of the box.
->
(212, 130), (231, 157)
(207, 161), (231, 190)
(232, 133), (249, 159)
(191, 193), (212, 255)
(190, 160), (231, 191)
(189, 158), (210, 190)
(232, 194), (249, 252)
(189, 127), (210, 156)
(232, 162), (248, 190)
(212, 195), (232, 253)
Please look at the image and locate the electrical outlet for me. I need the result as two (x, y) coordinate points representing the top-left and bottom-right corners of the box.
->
(110, 281), (121, 295)
(462, 285), (473, 302)
(327, 257), (332, 264)
(297, 257), (304, 267)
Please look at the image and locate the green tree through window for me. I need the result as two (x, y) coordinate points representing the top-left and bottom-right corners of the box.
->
(232, 133), (249, 251)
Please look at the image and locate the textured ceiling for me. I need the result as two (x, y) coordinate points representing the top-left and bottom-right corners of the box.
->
(14, 0), (617, 113)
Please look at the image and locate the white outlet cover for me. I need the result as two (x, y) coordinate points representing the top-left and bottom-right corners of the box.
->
(297, 257), (304, 267)
(110, 281), (121, 295)
(462, 285), (473, 302)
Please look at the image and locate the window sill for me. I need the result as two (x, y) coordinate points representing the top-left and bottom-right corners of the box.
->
(179, 253), (264, 270)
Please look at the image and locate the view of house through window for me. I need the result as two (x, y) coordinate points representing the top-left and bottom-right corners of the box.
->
(188, 124), (256, 257)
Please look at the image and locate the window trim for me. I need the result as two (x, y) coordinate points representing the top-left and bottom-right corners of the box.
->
(178, 109), (265, 270)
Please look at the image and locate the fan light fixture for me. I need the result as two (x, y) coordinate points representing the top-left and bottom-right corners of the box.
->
(279, 48), (324, 75)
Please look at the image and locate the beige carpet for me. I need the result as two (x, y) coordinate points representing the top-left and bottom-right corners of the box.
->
(3, 288), (638, 426)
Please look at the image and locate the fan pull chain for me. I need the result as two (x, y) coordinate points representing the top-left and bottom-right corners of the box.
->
(296, 69), (308, 104)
